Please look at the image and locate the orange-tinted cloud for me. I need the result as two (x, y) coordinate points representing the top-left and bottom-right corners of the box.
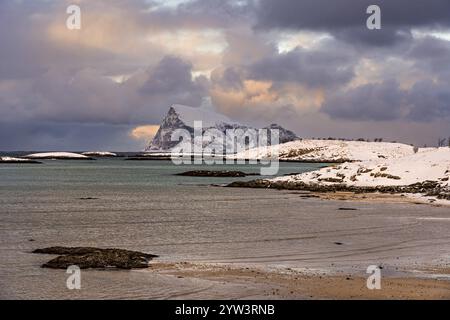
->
(130, 125), (160, 140)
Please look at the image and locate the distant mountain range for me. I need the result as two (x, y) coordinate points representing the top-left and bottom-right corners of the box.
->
(145, 104), (299, 152)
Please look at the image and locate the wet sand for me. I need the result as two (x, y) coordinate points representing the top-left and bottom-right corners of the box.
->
(310, 191), (450, 207)
(150, 262), (450, 300)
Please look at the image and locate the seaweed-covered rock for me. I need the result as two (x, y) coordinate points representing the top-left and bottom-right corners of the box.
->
(177, 170), (259, 177)
(33, 247), (158, 269)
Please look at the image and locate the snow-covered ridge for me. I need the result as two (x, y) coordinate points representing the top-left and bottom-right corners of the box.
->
(273, 147), (450, 188)
(230, 139), (417, 162)
(25, 152), (91, 159)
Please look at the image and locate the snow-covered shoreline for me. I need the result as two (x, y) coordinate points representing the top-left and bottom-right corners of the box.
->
(228, 146), (450, 205)
(273, 147), (450, 188)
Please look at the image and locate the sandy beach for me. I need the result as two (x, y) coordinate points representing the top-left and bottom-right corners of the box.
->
(150, 261), (450, 300)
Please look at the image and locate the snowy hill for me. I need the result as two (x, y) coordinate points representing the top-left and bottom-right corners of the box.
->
(273, 147), (450, 188)
(146, 104), (299, 151)
(230, 139), (417, 162)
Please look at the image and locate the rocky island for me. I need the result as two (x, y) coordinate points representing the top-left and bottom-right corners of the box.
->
(177, 170), (259, 177)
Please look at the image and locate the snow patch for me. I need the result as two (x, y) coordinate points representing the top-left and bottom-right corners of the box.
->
(25, 152), (90, 159)
(0, 156), (30, 162)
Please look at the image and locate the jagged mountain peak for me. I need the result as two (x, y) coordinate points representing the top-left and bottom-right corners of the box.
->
(145, 105), (299, 152)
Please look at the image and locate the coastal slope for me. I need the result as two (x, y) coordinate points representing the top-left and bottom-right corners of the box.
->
(272, 147), (450, 188)
(230, 139), (418, 162)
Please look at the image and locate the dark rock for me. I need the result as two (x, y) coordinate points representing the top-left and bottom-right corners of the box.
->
(300, 194), (320, 198)
(177, 170), (259, 177)
(0, 159), (42, 164)
(125, 156), (173, 161)
(334, 242), (344, 245)
(318, 177), (344, 183)
(33, 247), (158, 269)
(79, 197), (99, 200)
(338, 208), (358, 211)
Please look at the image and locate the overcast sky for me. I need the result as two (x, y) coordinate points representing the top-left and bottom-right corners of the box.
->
(1, 0), (450, 151)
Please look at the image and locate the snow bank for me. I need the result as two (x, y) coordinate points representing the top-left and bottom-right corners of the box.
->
(1, 156), (31, 162)
(273, 147), (450, 188)
(230, 139), (416, 162)
(25, 152), (90, 159)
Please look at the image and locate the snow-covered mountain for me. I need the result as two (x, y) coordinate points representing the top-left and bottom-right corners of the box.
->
(145, 104), (299, 152)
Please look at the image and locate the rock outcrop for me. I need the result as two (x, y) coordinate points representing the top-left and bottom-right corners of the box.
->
(33, 247), (158, 269)
(177, 170), (259, 177)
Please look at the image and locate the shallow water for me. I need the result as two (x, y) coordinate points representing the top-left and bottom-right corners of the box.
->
(1, 159), (449, 299)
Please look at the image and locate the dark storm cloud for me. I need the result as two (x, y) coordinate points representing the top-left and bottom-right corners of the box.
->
(0, 121), (141, 151)
(407, 36), (450, 81)
(255, 0), (450, 45)
(210, 67), (245, 90)
(256, 0), (450, 30)
(407, 81), (450, 121)
(0, 55), (207, 128)
(140, 56), (208, 99)
(321, 79), (450, 122)
(0, 54), (207, 150)
(248, 47), (355, 87)
(321, 80), (407, 121)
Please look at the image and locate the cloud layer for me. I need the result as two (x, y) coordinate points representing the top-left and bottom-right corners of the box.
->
(1, 0), (449, 150)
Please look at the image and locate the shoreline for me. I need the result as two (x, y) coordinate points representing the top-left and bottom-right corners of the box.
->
(149, 261), (450, 300)
(225, 179), (450, 206)
(298, 190), (450, 207)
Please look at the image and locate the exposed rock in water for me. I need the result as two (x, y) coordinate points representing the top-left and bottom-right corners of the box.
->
(176, 170), (259, 177)
(33, 247), (158, 269)
(1, 160), (42, 164)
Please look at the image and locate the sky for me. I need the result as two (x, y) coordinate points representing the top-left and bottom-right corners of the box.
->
(1, 0), (450, 151)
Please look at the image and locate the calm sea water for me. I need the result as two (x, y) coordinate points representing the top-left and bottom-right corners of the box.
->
(1, 158), (449, 299)
(0, 158), (323, 299)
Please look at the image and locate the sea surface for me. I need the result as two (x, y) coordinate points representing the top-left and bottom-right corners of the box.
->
(1, 158), (449, 299)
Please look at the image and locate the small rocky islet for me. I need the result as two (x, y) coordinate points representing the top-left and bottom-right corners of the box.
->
(33, 247), (158, 270)
(176, 170), (260, 177)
